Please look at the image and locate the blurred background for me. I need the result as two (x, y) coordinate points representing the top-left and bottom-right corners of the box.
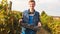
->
(0, 0), (60, 34)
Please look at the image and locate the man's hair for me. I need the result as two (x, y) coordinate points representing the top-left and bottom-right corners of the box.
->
(29, 0), (35, 3)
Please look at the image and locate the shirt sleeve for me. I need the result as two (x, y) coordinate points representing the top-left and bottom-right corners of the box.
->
(22, 10), (27, 23)
(22, 12), (25, 23)
(38, 12), (41, 22)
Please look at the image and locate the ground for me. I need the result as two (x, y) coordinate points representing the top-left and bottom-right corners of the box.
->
(37, 27), (50, 34)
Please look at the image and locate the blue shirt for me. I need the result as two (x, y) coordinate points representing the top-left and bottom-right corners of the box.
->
(28, 15), (34, 25)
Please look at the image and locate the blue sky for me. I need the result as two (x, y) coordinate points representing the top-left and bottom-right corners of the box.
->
(0, 0), (60, 16)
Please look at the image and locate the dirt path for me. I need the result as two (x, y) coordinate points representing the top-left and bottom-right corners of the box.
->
(37, 28), (50, 34)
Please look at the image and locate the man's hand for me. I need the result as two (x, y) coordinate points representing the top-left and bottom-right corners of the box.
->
(19, 19), (23, 23)
(38, 22), (41, 27)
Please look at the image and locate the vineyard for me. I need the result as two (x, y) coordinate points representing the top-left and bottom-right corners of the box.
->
(0, 0), (60, 34)
(0, 0), (22, 34)
(41, 11), (60, 34)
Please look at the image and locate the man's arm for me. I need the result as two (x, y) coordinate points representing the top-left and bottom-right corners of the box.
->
(37, 13), (41, 27)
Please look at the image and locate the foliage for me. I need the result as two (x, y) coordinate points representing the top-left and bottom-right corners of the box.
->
(0, 0), (22, 34)
(41, 11), (60, 34)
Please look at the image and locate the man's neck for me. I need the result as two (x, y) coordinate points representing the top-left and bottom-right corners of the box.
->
(29, 9), (35, 13)
(28, 9), (35, 14)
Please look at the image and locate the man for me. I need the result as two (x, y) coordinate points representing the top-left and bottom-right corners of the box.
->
(19, 0), (41, 34)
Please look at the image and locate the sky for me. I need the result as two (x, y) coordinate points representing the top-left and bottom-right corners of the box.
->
(0, 0), (60, 16)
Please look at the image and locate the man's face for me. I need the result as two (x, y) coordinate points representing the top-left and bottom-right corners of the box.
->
(29, 2), (35, 9)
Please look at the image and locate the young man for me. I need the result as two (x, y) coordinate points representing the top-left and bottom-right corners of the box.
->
(19, 0), (41, 34)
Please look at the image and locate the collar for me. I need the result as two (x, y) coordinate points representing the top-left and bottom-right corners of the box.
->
(28, 9), (36, 14)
